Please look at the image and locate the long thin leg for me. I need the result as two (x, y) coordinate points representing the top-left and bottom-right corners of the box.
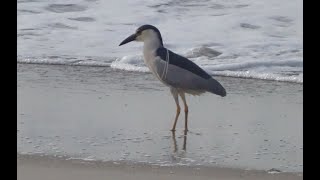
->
(170, 88), (180, 131)
(179, 92), (189, 132)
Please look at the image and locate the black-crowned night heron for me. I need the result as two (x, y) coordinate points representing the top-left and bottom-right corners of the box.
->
(119, 24), (226, 132)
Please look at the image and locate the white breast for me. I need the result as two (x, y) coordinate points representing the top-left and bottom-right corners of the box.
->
(141, 31), (171, 86)
(143, 49), (171, 87)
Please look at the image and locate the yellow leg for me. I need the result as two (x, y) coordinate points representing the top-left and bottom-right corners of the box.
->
(179, 92), (188, 132)
(171, 105), (180, 131)
(170, 88), (180, 131)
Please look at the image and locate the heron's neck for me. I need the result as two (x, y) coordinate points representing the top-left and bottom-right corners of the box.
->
(143, 37), (163, 55)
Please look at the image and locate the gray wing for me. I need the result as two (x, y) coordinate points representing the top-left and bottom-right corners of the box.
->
(155, 47), (226, 97)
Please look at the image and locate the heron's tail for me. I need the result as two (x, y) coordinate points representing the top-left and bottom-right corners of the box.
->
(206, 78), (226, 97)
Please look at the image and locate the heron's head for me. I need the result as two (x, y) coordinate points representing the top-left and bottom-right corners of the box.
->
(119, 24), (163, 47)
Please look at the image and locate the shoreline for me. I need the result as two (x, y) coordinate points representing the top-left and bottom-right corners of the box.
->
(16, 62), (303, 84)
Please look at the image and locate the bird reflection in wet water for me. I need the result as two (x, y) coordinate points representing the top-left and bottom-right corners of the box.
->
(171, 131), (188, 162)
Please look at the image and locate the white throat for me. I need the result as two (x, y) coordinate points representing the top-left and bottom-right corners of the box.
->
(143, 38), (161, 66)
(138, 30), (163, 68)
(143, 36), (162, 52)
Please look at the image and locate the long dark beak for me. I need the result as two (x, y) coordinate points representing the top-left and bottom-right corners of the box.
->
(119, 34), (137, 46)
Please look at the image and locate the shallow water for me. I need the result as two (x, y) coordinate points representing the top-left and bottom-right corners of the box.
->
(17, 64), (303, 172)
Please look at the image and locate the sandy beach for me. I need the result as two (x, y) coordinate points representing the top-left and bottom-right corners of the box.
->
(17, 63), (303, 179)
(17, 0), (303, 178)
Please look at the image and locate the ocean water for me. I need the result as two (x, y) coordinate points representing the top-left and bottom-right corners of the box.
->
(17, 0), (302, 83)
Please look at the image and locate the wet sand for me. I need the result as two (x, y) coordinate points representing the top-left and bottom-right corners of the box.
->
(18, 154), (302, 180)
(17, 63), (303, 179)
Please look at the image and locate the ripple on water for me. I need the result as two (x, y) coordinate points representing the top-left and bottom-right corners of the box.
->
(45, 4), (87, 13)
(68, 17), (95, 22)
